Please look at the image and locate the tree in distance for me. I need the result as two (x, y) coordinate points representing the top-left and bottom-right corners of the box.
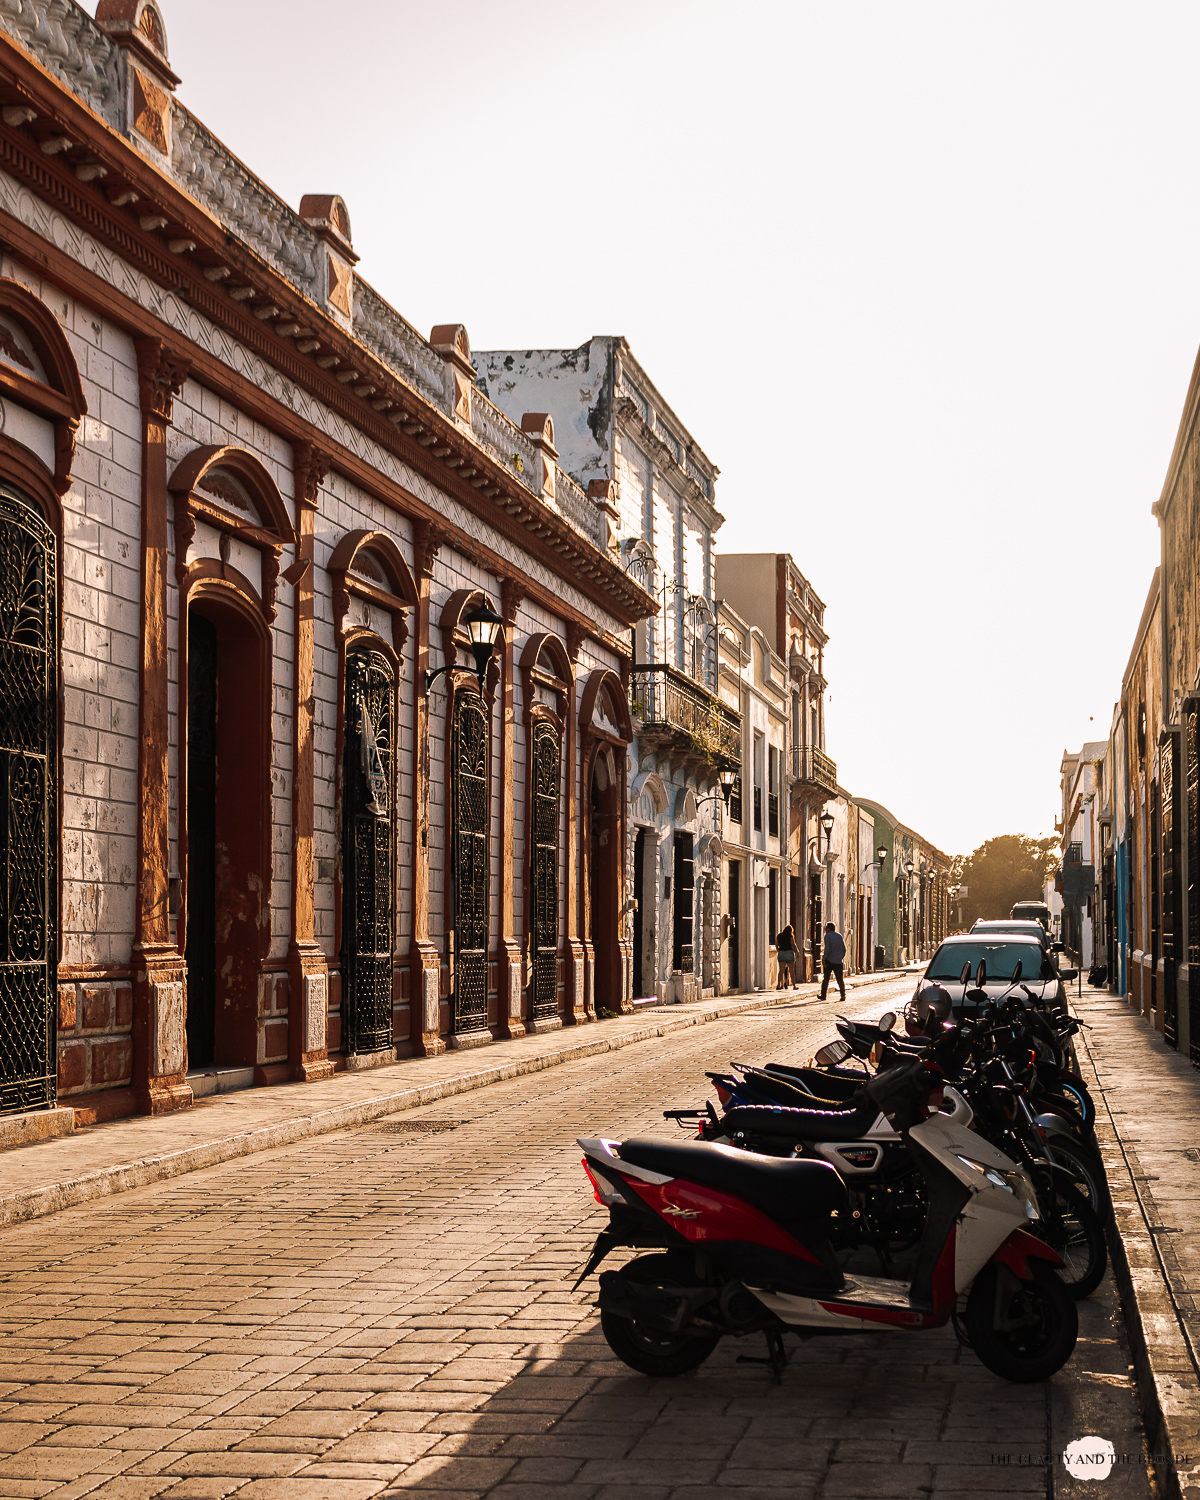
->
(950, 834), (1060, 929)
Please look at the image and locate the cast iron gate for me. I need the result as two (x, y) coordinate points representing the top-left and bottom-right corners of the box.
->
(342, 646), (395, 1053)
(0, 485), (56, 1116)
(530, 719), (561, 1021)
(451, 687), (489, 1034)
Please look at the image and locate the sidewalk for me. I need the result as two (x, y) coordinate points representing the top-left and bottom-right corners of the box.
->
(1073, 983), (1200, 1500)
(0, 968), (909, 1231)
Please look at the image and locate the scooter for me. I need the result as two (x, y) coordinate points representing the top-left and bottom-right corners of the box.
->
(576, 1038), (1077, 1385)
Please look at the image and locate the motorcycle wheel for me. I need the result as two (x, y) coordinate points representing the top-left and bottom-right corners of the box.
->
(1055, 1075), (1097, 1137)
(1031, 1179), (1106, 1299)
(965, 1261), (1078, 1383)
(599, 1253), (720, 1377)
(1045, 1137), (1112, 1226)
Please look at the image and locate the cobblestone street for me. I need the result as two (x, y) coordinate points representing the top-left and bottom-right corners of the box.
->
(0, 980), (1150, 1498)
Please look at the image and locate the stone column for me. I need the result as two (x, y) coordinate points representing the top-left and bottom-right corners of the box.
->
(287, 441), (335, 1082)
(496, 579), (525, 1038)
(131, 337), (192, 1116)
(409, 519), (445, 1056)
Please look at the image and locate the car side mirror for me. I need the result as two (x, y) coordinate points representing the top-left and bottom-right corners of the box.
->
(1052, 941), (1064, 953)
(1059, 968), (1079, 982)
(976, 959), (987, 987)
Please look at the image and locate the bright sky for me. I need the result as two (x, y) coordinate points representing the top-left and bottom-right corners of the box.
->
(145, 1), (1193, 856)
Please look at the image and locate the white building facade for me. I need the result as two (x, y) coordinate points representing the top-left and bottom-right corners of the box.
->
(474, 339), (737, 1002)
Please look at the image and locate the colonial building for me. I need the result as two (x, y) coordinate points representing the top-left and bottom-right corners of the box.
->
(715, 602), (789, 991)
(858, 801), (951, 966)
(1118, 572), (1164, 1030)
(716, 553), (836, 979)
(0, 1), (656, 1128)
(473, 340), (738, 1002)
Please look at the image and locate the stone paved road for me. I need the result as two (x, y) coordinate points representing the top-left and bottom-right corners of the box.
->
(0, 978), (1150, 1498)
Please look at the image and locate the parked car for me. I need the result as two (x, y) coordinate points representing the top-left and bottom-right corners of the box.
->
(1011, 900), (1053, 934)
(916, 932), (1077, 1017)
(971, 918), (1055, 959)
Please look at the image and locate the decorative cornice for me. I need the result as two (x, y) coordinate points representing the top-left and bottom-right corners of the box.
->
(0, 36), (654, 624)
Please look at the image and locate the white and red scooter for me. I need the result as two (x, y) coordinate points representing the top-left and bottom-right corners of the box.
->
(575, 1038), (1077, 1384)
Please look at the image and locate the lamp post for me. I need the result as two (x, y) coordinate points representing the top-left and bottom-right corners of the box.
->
(423, 600), (504, 696)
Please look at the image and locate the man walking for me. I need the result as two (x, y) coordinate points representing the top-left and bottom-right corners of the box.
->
(820, 922), (846, 1002)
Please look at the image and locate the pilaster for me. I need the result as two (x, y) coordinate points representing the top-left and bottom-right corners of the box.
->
(409, 519), (445, 1056)
(131, 336), (192, 1116)
(566, 624), (589, 1023)
(496, 578), (525, 1038)
(287, 441), (334, 1082)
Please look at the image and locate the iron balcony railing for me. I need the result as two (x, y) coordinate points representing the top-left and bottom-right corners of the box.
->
(792, 744), (838, 798)
(629, 663), (741, 769)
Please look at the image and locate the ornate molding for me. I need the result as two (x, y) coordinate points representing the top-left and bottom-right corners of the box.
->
(134, 335), (188, 420)
(412, 517), (444, 583)
(566, 621), (587, 664)
(0, 163), (642, 633)
(500, 576), (525, 626)
(292, 439), (328, 512)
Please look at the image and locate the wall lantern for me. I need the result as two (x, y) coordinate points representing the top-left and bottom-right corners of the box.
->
(424, 600), (504, 695)
(820, 810), (835, 842)
(876, 845), (888, 865)
(905, 859), (915, 877)
(717, 762), (737, 809)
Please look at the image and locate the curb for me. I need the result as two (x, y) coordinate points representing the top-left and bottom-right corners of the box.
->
(1075, 1001), (1199, 1500)
(0, 970), (906, 1232)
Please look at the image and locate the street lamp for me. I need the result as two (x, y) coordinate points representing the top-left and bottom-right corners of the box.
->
(424, 600), (504, 695)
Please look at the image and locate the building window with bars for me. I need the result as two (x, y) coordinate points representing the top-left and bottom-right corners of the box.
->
(768, 745), (780, 838)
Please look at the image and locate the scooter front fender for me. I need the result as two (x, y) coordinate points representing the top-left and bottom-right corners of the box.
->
(991, 1227), (1064, 1279)
(1035, 1112), (1079, 1143)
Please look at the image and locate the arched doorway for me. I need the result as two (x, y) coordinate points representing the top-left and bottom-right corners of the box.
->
(0, 482), (57, 1115)
(530, 718), (562, 1022)
(184, 591), (270, 1071)
(451, 685), (490, 1036)
(341, 644), (396, 1055)
(589, 745), (621, 1010)
(579, 670), (633, 1016)
(173, 446), (293, 1078)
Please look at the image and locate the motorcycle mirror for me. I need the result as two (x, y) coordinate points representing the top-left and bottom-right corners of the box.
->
(976, 959), (987, 987)
(960, 961), (971, 984)
(926, 985), (953, 1024)
(814, 1038), (852, 1067)
(878, 1010), (896, 1033)
(1011, 959), (1022, 981)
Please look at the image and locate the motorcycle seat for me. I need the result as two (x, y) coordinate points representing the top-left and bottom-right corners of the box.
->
(721, 1098), (882, 1144)
(617, 1136), (849, 1221)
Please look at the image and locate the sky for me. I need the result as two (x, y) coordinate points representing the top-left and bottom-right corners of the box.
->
(132, 1), (1198, 856)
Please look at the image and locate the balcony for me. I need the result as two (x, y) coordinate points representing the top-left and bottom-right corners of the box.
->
(629, 663), (741, 770)
(792, 745), (838, 798)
